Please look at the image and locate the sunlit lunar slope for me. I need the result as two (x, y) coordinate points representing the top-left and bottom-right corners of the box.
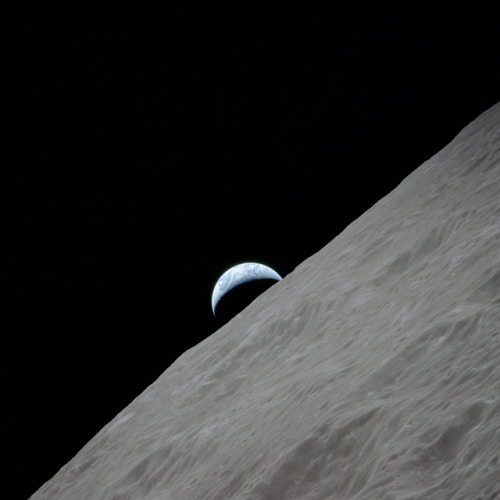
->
(32, 103), (500, 500)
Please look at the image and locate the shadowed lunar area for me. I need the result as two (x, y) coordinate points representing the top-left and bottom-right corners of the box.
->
(30, 103), (500, 499)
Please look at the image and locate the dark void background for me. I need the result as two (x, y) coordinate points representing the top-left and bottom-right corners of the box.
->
(3, 4), (499, 498)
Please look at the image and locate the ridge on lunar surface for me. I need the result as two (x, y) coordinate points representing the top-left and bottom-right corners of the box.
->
(31, 103), (500, 499)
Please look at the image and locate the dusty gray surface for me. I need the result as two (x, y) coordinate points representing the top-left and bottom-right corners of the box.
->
(31, 103), (500, 499)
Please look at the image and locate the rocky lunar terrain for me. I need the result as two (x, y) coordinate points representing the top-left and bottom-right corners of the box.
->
(32, 103), (500, 499)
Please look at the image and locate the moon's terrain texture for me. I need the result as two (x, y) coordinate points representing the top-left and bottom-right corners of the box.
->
(31, 103), (500, 499)
(212, 263), (282, 315)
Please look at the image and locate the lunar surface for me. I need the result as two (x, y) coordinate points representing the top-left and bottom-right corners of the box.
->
(212, 263), (282, 315)
(31, 103), (500, 499)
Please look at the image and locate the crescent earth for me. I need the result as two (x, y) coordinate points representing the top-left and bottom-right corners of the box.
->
(212, 262), (282, 315)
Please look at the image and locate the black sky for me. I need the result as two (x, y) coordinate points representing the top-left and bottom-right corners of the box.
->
(3, 4), (499, 498)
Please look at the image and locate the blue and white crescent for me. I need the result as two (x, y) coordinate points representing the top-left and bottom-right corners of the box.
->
(211, 262), (282, 315)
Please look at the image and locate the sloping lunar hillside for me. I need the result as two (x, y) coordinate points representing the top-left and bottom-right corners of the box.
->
(32, 104), (500, 500)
